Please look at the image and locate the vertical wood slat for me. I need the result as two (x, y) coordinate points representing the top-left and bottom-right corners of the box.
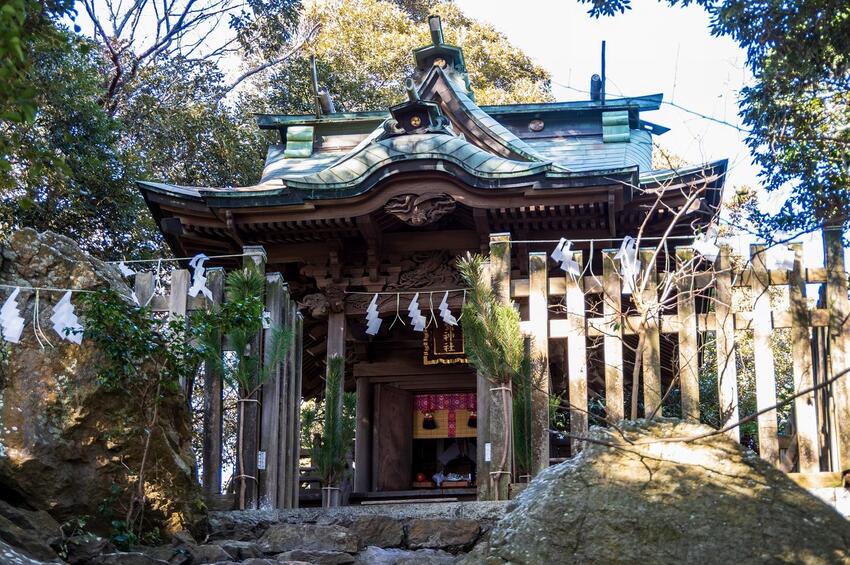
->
(476, 261), (491, 501)
(565, 251), (587, 453)
(354, 376), (372, 494)
(169, 269), (190, 394)
(675, 248), (700, 423)
(487, 233), (512, 500)
(639, 250), (662, 417)
(824, 227), (850, 473)
(788, 244), (820, 472)
(260, 273), (285, 508)
(275, 288), (292, 509)
(750, 245), (780, 466)
(202, 268), (224, 497)
(239, 246), (266, 509)
(715, 245), (740, 442)
(527, 252), (549, 475)
(290, 310), (304, 508)
(286, 302), (301, 508)
(602, 251), (624, 423)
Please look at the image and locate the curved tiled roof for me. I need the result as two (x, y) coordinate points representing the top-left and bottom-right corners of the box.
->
(283, 132), (552, 190)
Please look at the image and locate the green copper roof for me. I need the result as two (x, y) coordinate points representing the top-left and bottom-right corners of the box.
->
(285, 133), (551, 190)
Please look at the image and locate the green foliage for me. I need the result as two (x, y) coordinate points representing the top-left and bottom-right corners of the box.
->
(193, 267), (292, 394)
(314, 354), (350, 487)
(79, 289), (198, 391)
(580, 0), (850, 236)
(0, 0), (74, 125)
(250, 0), (552, 115)
(512, 358), (533, 477)
(456, 253), (525, 386)
(78, 290), (201, 546)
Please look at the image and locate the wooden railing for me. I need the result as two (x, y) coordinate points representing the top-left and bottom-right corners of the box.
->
(132, 246), (304, 509)
(489, 228), (850, 486)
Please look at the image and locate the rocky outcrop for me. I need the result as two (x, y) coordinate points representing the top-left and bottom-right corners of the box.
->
(0, 229), (204, 541)
(468, 419), (850, 564)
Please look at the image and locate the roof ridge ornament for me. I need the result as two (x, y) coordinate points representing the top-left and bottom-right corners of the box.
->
(380, 78), (452, 138)
(411, 15), (473, 98)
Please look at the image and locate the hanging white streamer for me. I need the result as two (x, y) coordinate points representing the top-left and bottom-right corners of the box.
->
(365, 293), (382, 335)
(438, 291), (457, 326)
(188, 253), (213, 300)
(0, 287), (25, 343)
(49, 291), (83, 344)
(262, 310), (272, 329)
(407, 293), (427, 332)
(692, 225), (720, 262)
(614, 236), (641, 294)
(765, 244), (795, 271)
(117, 261), (135, 278)
(551, 237), (581, 276)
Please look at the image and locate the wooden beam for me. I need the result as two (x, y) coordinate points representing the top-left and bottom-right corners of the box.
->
(824, 227), (850, 473)
(238, 246), (266, 509)
(260, 273), (285, 507)
(602, 251), (624, 423)
(354, 377), (372, 493)
(788, 244), (820, 472)
(202, 268), (224, 498)
(640, 250), (662, 417)
(290, 310), (304, 507)
(715, 246), (740, 442)
(487, 233), (512, 500)
(528, 252), (549, 474)
(565, 251), (588, 453)
(750, 245), (780, 467)
(675, 248), (700, 424)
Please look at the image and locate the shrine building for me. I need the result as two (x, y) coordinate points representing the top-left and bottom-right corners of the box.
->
(138, 16), (726, 505)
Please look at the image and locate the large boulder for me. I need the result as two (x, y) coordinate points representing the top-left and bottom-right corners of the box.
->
(0, 229), (204, 538)
(469, 419), (850, 564)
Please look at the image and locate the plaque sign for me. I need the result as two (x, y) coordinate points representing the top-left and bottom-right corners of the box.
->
(423, 319), (468, 365)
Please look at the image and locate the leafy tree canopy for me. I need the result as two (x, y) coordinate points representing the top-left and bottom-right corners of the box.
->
(2, 0), (551, 257)
(579, 0), (850, 238)
(249, 0), (553, 114)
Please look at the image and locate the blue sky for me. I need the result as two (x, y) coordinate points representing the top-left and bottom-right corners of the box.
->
(455, 0), (840, 264)
(457, 0), (757, 193)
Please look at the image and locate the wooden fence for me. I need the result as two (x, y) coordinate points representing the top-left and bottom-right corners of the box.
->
(490, 227), (850, 487)
(133, 246), (304, 509)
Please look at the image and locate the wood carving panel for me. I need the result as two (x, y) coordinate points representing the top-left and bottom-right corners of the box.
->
(384, 193), (456, 226)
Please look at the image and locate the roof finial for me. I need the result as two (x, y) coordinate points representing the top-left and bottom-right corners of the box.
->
(405, 78), (421, 102)
(428, 15), (444, 45)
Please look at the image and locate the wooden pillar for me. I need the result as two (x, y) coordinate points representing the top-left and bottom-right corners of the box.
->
(488, 233), (512, 500)
(202, 268), (225, 497)
(354, 377), (372, 493)
(275, 291), (293, 509)
(750, 245), (780, 466)
(528, 252), (549, 474)
(675, 248), (700, 423)
(715, 245), (740, 442)
(259, 274), (286, 508)
(476, 262), (491, 501)
(602, 251), (624, 422)
(290, 310), (304, 507)
(324, 288), (347, 504)
(823, 227), (850, 472)
(565, 251), (587, 453)
(788, 243), (820, 472)
(639, 250), (662, 417)
(238, 246), (266, 509)
(170, 268), (190, 395)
